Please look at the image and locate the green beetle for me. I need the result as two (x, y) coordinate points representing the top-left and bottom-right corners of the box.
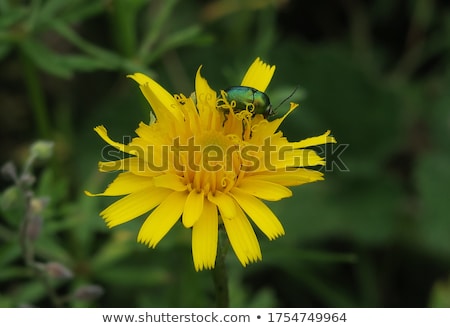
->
(224, 86), (273, 118)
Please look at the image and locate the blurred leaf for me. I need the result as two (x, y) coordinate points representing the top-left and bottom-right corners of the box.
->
(20, 38), (73, 78)
(0, 186), (26, 227)
(97, 266), (171, 287)
(0, 295), (14, 307)
(429, 276), (450, 308)
(39, 0), (72, 20)
(0, 6), (27, 28)
(90, 232), (135, 270)
(0, 266), (29, 282)
(246, 288), (278, 307)
(34, 236), (74, 264)
(109, 0), (149, 57)
(63, 54), (116, 72)
(0, 243), (21, 266)
(49, 20), (123, 69)
(36, 168), (69, 205)
(62, 1), (105, 23)
(11, 281), (47, 306)
(137, 0), (179, 59)
(415, 151), (450, 254)
(146, 25), (210, 64)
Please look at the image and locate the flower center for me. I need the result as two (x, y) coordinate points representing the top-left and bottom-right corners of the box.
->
(180, 130), (240, 196)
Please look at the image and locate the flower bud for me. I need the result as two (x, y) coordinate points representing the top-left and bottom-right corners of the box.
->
(44, 262), (74, 280)
(30, 197), (50, 214)
(30, 141), (54, 161)
(1, 161), (18, 181)
(19, 173), (36, 188)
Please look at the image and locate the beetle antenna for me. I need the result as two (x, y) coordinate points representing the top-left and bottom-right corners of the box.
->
(272, 85), (299, 113)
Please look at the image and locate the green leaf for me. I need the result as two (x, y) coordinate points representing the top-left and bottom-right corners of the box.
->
(20, 38), (73, 78)
(415, 151), (450, 254)
(63, 54), (120, 71)
(0, 266), (29, 282)
(0, 7), (28, 28)
(90, 235), (135, 270)
(49, 20), (123, 69)
(109, 0), (149, 56)
(145, 25), (208, 64)
(39, 0), (77, 21)
(0, 186), (26, 227)
(429, 276), (450, 308)
(0, 243), (21, 266)
(62, 1), (105, 23)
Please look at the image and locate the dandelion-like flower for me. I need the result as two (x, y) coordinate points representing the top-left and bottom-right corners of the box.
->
(86, 58), (336, 271)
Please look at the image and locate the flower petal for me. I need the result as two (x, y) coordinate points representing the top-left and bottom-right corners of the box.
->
(230, 188), (284, 240)
(291, 130), (337, 148)
(236, 179), (292, 201)
(240, 57), (275, 92)
(246, 168), (324, 186)
(137, 191), (187, 248)
(94, 125), (132, 154)
(182, 190), (204, 228)
(100, 187), (172, 228)
(251, 102), (298, 140)
(85, 172), (154, 196)
(97, 158), (160, 176)
(207, 191), (236, 219)
(195, 67), (221, 130)
(192, 200), (218, 271)
(127, 73), (184, 123)
(153, 174), (187, 191)
(222, 206), (262, 266)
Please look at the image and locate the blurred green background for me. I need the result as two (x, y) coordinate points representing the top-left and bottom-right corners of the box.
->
(1, 0), (450, 308)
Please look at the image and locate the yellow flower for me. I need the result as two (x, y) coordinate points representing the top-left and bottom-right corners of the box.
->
(86, 58), (336, 271)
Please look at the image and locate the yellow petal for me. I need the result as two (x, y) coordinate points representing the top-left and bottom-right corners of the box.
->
(182, 190), (204, 228)
(291, 130), (337, 148)
(246, 168), (324, 186)
(207, 191), (236, 219)
(100, 187), (171, 228)
(251, 102), (298, 140)
(85, 172), (154, 196)
(135, 121), (168, 144)
(94, 125), (132, 154)
(236, 179), (292, 201)
(127, 73), (184, 123)
(97, 158), (159, 176)
(192, 200), (218, 271)
(195, 67), (221, 130)
(153, 173), (187, 191)
(240, 57), (275, 92)
(222, 206), (262, 266)
(230, 188), (284, 240)
(137, 191), (187, 248)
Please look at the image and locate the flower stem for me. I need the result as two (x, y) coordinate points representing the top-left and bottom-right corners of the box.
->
(213, 226), (229, 307)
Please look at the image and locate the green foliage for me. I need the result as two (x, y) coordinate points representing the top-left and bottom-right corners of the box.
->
(1, 0), (450, 308)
